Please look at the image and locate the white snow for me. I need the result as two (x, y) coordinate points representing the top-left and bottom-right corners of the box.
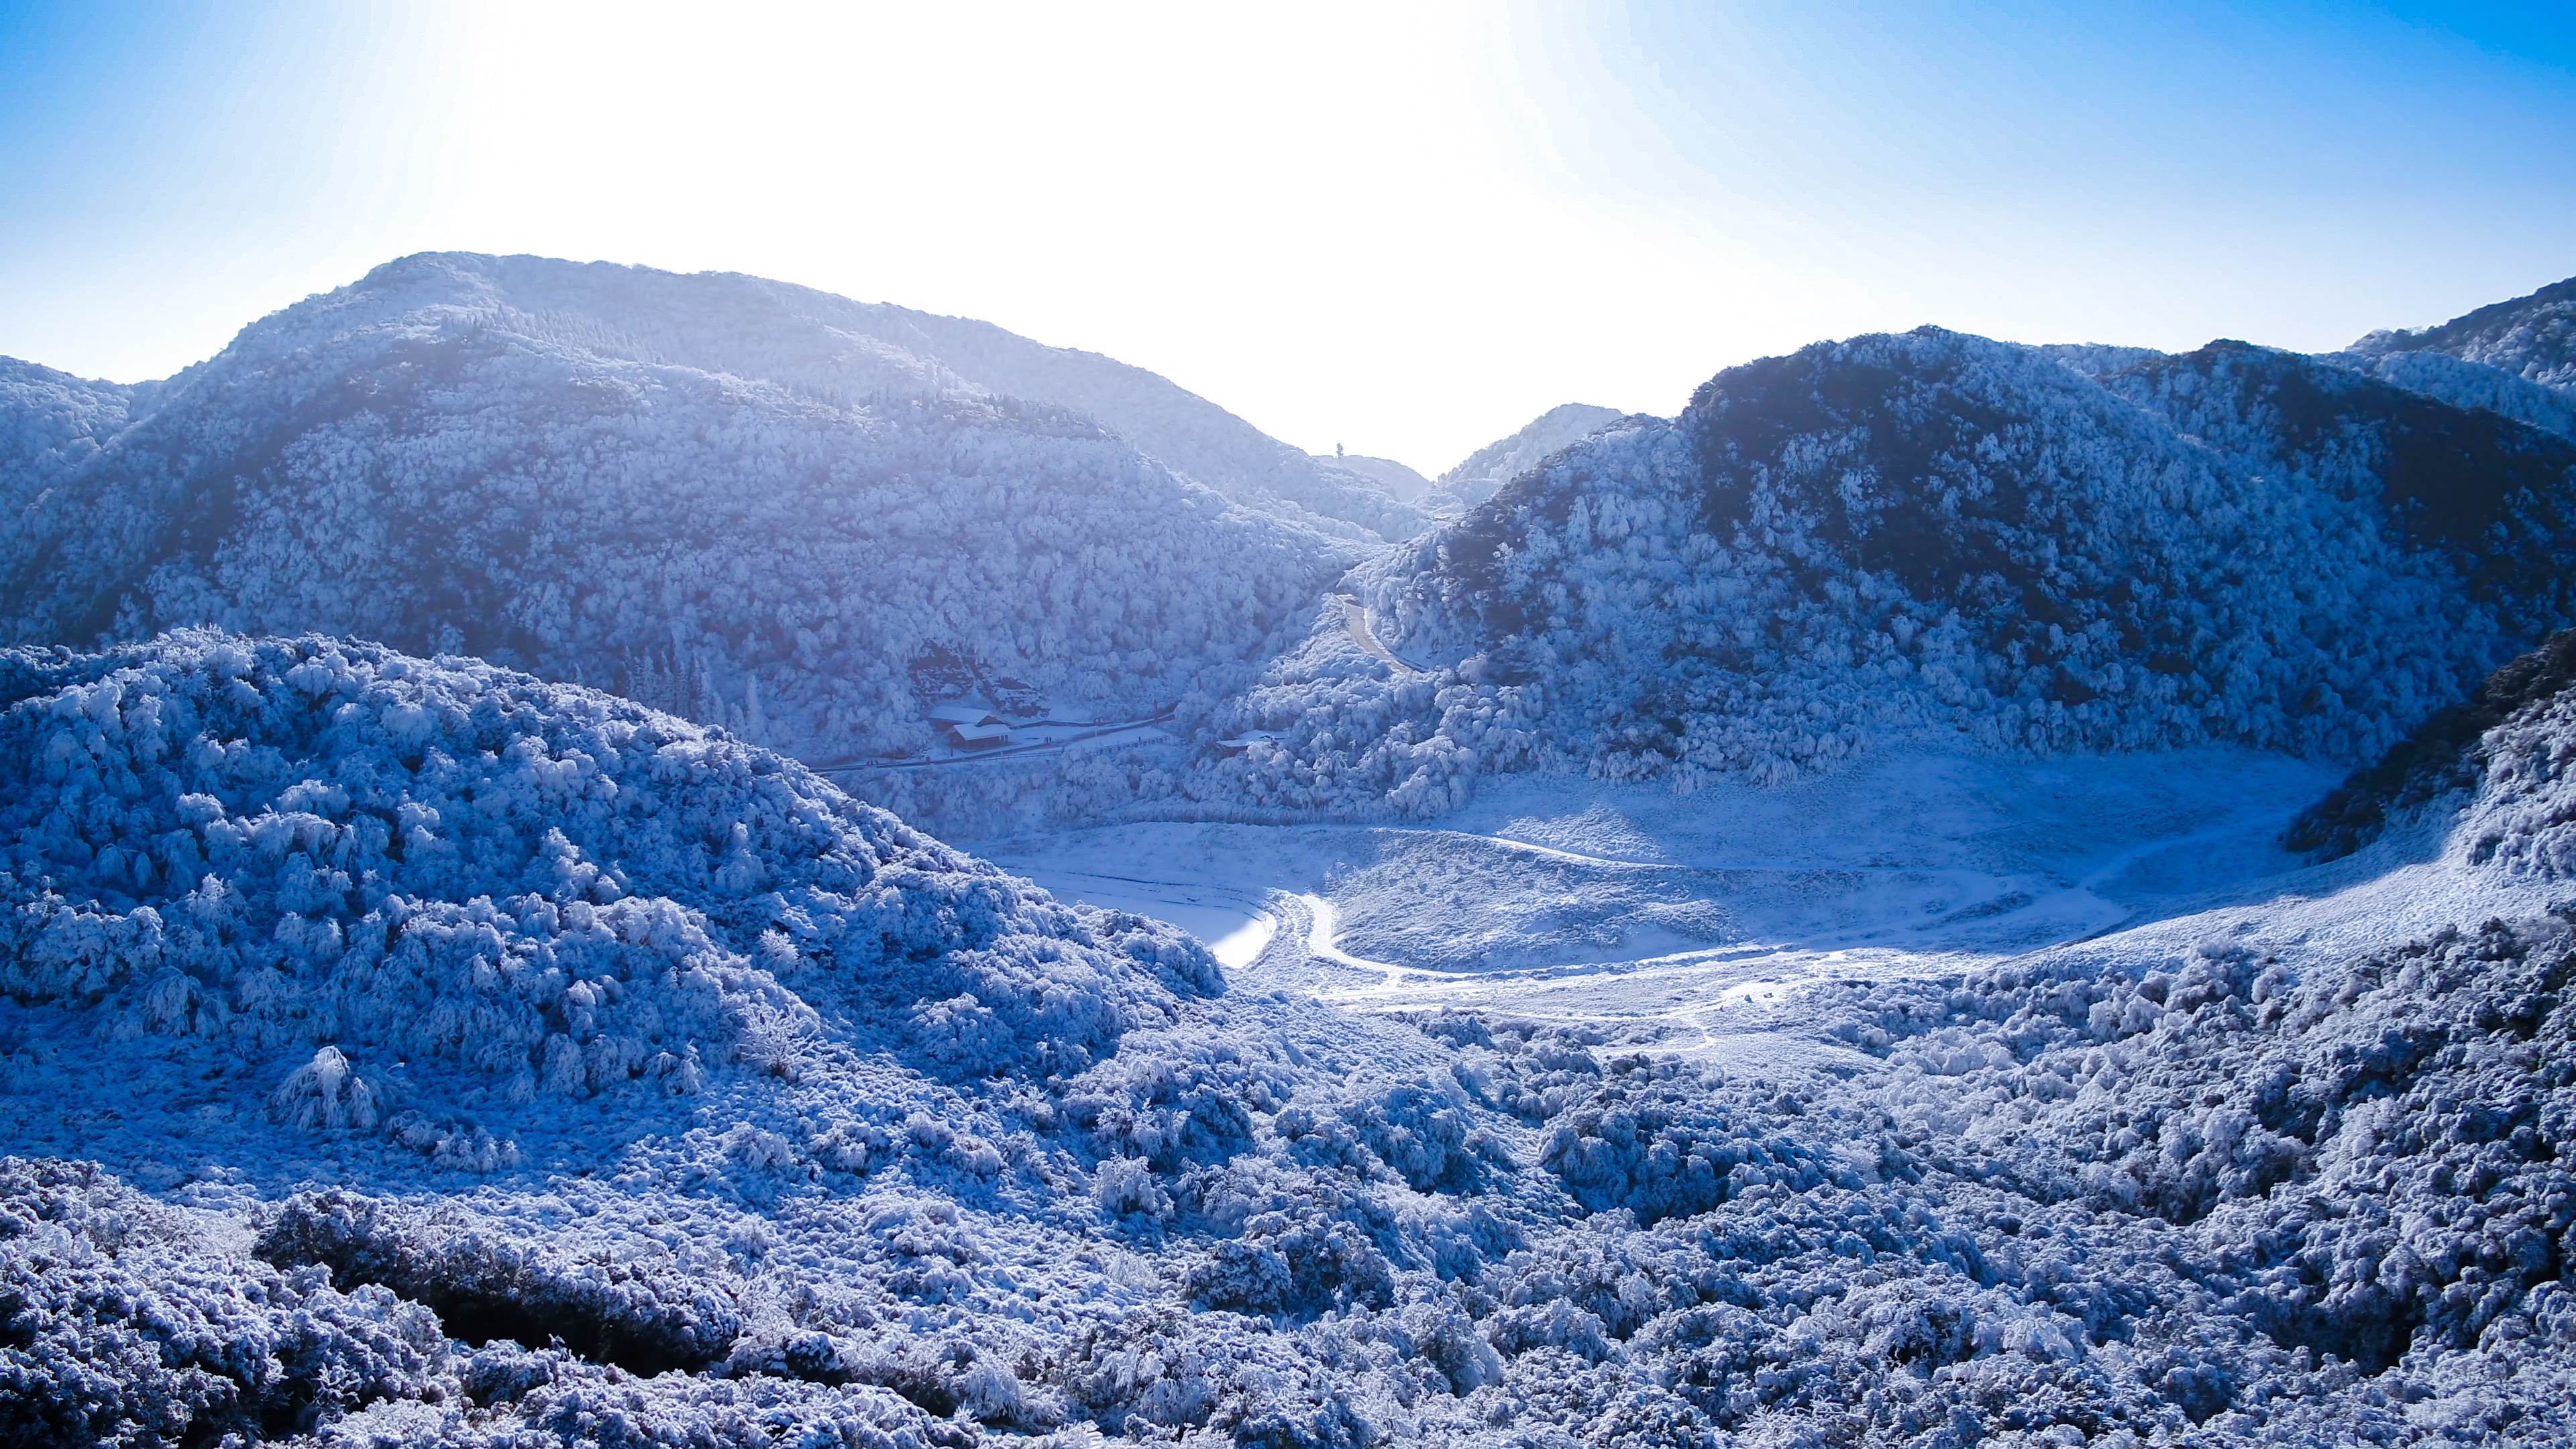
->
(991, 745), (2363, 1028)
(8, 260), (2576, 1447)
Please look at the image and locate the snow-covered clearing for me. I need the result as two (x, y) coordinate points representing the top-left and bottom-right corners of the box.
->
(989, 743), (2559, 1064)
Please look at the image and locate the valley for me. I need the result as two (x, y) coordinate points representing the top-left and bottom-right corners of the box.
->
(989, 747), (2362, 1032)
(1, 255), (2573, 1447)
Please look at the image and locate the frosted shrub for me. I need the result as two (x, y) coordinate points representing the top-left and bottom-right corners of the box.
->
(270, 1044), (378, 1131)
(0, 1158), (457, 1444)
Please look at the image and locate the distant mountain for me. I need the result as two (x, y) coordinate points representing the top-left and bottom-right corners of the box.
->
(0, 254), (1356, 764)
(2347, 274), (2576, 392)
(1222, 326), (2576, 802)
(1429, 402), (1627, 513)
(842, 298), (1430, 541)
(2039, 317), (2576, 439)
(1316, 450), (1435, 503)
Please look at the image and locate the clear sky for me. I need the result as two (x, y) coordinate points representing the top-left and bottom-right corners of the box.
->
(3, 1), (2571, 474)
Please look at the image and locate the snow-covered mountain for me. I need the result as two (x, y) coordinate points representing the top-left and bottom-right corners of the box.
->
(2326, 275), (2576, 438)
(2044, 323), (2576, 441)
(833, 292), (1430, 542)
(9, 629), (2575, 1445)
(0, 254), (1364, 769)
(2096, 339), (2576, 645)
(1428, 402), (1627, 513)
(1316, 449), (1436, 504)
(17, 258), (2576, 1446)
(2320, 347), (2576, 440)
(1209, 327), (2576, 810)
(2031, 341), (2165, 378)
(2347, 273), (2576, 392)
(0, 634), (1396, 1440)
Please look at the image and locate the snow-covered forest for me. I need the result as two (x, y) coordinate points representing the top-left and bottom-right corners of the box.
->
(1428, 402), (1627, 515)
(15, 256), (2573, 836)
(2345, 274), (2576, 393)
(2, 258), (2575, 1446)
(4, 627), (2575, 1445)
(1214, 326), (2576, 817)
(0, 256), (1377, 778)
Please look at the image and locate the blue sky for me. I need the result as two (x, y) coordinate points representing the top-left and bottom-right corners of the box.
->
(3, 1), (2571, 470)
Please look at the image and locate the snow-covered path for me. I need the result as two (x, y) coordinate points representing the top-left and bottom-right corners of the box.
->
(1331, 592), (1424, 676)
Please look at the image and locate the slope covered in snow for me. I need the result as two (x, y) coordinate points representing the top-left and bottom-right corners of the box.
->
(0, 254), (1358, 772)
(14, 257), (2576, 1446)
(1428, 402), (1627, 514)
(11, 631), (2576, 1445)
(847, 297), (1429, 541)
(2031, 342), (2165, 378)
(2347, 273), (2576, 393)
(0, 633), (1501, 1442)
(2288, 627), (2576, 866)
(0, 358), (144, 508)
(2320, 347), (2576, 440)
(2099, 341), (2576, 594)
(1317, 450), (1435, 504)
(1202, 326), (2576, 814)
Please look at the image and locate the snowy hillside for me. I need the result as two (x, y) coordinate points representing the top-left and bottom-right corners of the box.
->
(1201, 326), (2576, 812)
(0, 254), (1360, 771)
(2053, 333), (2575, 442)
(1318, 450), (1435, 504)
(11, 631), (2576, 1444)
(1428, 402), (1626, 514)
(2095, 340), (2576, 645)
(2320, 347), (2576, 439)
(842, 294), (1430, 542)
(2347, 273), (2576, 393)
(2032, 342), (2165, 378)
(0, 358), (144, 506)
(2288, 627), (2576, 865)
(245, 252), (1425, 542)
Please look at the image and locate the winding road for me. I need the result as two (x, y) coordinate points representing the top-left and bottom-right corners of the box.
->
(1331, 594), (1424, 677)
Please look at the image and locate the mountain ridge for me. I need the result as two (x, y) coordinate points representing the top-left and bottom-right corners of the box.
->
(0, 254), (1367, 782)
(2347, 272), (2576, 392)
(1199, 325), (2576, 812)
